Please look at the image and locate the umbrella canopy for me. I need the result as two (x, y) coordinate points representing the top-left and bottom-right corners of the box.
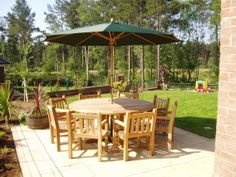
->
(45, 22), (179, 46)
(45, 22), (179, 85)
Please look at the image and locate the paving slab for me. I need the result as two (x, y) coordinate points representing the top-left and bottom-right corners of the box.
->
(12, 125), (215, 177)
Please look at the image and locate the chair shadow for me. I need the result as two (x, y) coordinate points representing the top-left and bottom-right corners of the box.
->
(70, 133), (213, 162)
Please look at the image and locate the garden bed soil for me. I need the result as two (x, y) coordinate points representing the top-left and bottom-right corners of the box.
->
(0, 124), (22, 177)
(0, 100), (35, 177)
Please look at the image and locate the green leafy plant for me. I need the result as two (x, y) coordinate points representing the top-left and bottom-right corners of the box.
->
(0, 83), (12, 124)
(0, 146), (9, 156)
(5, 163), (14, 170)
(113, 81), (127, 92)
(18, 112), (28, 125)
(30, 84), (48, 117)
(0, 131), (5, 139)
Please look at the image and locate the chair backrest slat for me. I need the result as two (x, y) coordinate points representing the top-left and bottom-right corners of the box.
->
(123, 92), (139, 99)
(153, 96), (170, 116)
(48, 95), (68, 109)
(79, 92), (101, 100)
(125, 110), (157, 136)
(75, 113), (102, 136)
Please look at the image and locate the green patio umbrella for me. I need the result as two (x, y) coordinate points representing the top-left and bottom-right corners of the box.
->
(45, 21), (179, 85)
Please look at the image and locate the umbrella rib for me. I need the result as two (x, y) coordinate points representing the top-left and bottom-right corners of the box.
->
(159, 34), (179, 41)
(113, 32), (125, 41)
(76, 34), (96, 46)
(93, 32), (110, 41)
(130, 33), (156, 45)
(47, 34), (74, 41)
(115, 33), (130, 40)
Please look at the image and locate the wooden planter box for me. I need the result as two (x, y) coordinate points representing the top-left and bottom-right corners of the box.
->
(26, 114), (49, 129)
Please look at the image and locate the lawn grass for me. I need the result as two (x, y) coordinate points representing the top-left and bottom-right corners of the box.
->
(68, 90), (218, 139)
(140, 90), (218, 138)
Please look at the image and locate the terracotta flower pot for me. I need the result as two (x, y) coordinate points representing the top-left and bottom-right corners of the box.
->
(26, 114), (49, 129)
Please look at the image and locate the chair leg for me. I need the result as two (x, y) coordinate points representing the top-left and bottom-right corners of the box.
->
(112, 134), (117, 151)
(56, 131), (61, 151)
(112, 121), (118, 151)
(167, 133), (172, 151)
(137, 137), (140, 148)
(78, 138), (82, 150)
(150, 134), (155, 156)
(98, 138), (102, 162)
(104, 135), (108, 152)
(50, 125), (54, 143)
(123, 138), (129, 161)
(68, 136), (72, 159)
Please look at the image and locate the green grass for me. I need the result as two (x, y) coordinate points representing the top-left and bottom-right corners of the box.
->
(140, 90), (217, 138)
(0, 131), (6, 139)
(68, 90), (218, 138)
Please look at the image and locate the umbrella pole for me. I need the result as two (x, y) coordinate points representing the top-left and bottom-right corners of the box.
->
(110, 44), (115, 103)
(110, 44), (115, 85)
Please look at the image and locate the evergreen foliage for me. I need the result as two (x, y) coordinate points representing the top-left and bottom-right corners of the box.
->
(1, 0), (220, 87)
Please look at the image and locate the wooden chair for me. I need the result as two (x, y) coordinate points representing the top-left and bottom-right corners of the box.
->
(48, 95), (68, 110)
(155, 101), (178, 151)
(79, 92), (101, 100)
(113, 109), (157, 161)
(153, 95), (157, 107)
(123, 92), (139, 99)
(66, 111), (109, 161)
(47, 105), (68, 151)
(154, 96), (170, 116)
(48, 96), (69, 143)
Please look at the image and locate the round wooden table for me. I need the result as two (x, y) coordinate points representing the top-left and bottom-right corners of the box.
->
(69, 98), (154, 139)
(69, 98), (154, 115)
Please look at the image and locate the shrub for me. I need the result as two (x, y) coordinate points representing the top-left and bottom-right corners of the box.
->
(0, 83), (12, 124)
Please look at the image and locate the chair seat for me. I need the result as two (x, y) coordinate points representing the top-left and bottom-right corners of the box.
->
(113, 109), (157, 161)
(156, 120), (169, 128)
(58, 121), (68, 132)
(154, 101), (178, 151)
(67, 112), (109, 161)
(75, 129), (108, 139)
(118, 131), (152, 140)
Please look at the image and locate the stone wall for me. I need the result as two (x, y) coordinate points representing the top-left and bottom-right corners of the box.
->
(214, 1), (236, 176)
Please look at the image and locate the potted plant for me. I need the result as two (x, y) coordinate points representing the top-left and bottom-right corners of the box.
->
(26, 84), (49, 129)
(113, 81), (127, 97)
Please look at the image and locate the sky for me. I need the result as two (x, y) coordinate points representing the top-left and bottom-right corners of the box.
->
(0, 0), (55, 32)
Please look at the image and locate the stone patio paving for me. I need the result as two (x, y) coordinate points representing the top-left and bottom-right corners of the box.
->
(12, 125), (215, 177)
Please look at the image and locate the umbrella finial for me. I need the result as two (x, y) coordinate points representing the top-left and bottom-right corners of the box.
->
(110, 18), (114, 23)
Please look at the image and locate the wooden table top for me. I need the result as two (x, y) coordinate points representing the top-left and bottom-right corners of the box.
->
(69, 98), (154, 115)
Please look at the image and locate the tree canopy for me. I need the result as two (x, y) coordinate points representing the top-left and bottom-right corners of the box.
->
(0, 0), (220, 88)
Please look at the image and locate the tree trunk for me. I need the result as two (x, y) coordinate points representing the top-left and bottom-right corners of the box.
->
(85, 46), (89, 85)
(56, 57), (59, 80)
(23, 77), (28, 102)
(215, 24), (219, 66)
(62, 47), (65, 74)
(156, 45), (160, 82)
(156, 2), (161, 86)
(140, 45), (144, 88)
(188, 70), (191, 82)
(128, 45), (131, 83)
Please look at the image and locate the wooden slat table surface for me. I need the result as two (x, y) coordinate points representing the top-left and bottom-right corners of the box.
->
(69, 98), (154, 115)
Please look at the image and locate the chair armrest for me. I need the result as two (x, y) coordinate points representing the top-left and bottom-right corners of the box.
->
(114, 119), (125, 127)
(157, 116), (169, 120)
(55, 108), (76, 113)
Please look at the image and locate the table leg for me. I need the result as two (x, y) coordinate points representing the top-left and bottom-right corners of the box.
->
(109, 115), (113, 141)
